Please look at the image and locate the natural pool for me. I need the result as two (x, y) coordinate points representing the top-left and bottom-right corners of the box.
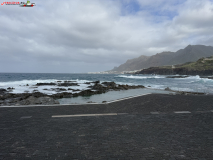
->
(58, 88), (172, 104)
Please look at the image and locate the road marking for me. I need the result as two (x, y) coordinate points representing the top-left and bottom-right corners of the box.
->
(150, 112), (159, 114)
(174, 111), (191, 114)
(52, 113), (118, 118)
(20, 116), (32, 119)
(117, 113), (128, 115)
(106, 93), (151, 104)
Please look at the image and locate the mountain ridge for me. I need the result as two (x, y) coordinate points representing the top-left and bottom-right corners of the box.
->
(111, 45), (213, 72)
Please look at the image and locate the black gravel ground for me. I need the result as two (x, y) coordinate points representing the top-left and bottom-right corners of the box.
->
(0, 94), (213, 159)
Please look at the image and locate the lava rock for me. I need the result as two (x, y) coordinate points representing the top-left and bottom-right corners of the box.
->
(91, 81), (100, 84)
(36, 83), (56, 86)
(19, 96), (59, 105)
(167, 76), (189, 78)
(58, 83), (79, 87)
(165, 87), (172, 91)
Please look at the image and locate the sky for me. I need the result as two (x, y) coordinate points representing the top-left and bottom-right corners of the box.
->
(1, 0), (213, 73)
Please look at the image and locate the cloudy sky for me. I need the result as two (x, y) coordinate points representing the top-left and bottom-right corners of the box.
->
(1, 0), (213, 73)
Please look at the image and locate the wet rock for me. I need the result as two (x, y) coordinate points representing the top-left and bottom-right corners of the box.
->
(91, 81), (100, 84)
(167, 76), (189, 78)
(19, 96), (59, 105)
(84, 82), (91, 84)
(64, 80), (75, 83)
(92, 83), (107, 90)
(32, 92), (47, 98)
(102, 101), (107, 103)
(58, 83), (79, 87)
(200, 76), (213, 79)
(7, 87), (14, 90)
(36, 83), (56, 86)
(26, 84), (29, 86)
(0, 88), (7, 94)
(102, 82), (116, 88)
(78, 90), (95, 96)
(50, 92), (73, 99)
(51, 88), (67, 92)
(165, 87), (172, 91)
(59, 88), (67, 91)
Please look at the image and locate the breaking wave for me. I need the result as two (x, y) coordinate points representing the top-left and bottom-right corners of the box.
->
(115, 75), (166, 79)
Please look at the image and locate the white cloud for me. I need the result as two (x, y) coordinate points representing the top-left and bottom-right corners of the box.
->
(0, 0), (213, 72)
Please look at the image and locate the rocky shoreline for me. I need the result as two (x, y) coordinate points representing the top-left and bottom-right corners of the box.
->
(135, 67), (213, 76)
(0, 81), (146, 106)
(0, 80), (208, 106)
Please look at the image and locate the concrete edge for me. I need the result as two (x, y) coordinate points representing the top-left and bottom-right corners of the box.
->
(0, 93), (151, 108)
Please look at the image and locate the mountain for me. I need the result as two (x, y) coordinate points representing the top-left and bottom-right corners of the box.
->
(135, 56), (213, 76)
(111, 45), (213, 72)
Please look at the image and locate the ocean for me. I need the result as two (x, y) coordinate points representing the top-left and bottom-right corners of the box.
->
(0, 73), (212, 104)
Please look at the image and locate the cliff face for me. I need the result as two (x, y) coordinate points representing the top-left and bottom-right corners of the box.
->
(112, 45), (213, 72)
(136, 56), (213, 76)
(136, 67), (213, 75)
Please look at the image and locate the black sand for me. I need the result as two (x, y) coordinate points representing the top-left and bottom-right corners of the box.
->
(0, 94), (213, 159)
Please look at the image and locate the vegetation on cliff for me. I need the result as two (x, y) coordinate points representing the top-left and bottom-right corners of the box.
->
(136, 56), (213, 75)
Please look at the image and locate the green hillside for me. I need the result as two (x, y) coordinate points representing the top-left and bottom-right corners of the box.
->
(176, 56), (213, 70)
(159, 56), (213, 70)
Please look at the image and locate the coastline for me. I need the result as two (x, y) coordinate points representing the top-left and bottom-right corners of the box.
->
(0, 83), (207, 106)
(0, 73), (212, 106)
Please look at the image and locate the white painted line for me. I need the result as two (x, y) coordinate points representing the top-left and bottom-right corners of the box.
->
(106, 93), (151, 104)
(20, 116), (32, 119)
(150, 112), (159, 114)
(174, 111), (191, 114)
(52, 113), (118, 118)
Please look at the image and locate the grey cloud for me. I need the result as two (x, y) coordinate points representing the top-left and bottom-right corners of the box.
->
(0, 0), (213, 72)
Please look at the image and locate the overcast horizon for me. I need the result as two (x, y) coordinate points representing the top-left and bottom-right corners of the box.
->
(1, 0), (213, 73)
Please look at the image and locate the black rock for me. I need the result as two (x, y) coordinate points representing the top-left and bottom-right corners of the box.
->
(102, 82), (116, 88)
(0, 88), (7, 93)
(78, 90), (94, 96)
(36, 83), (56, 86)
(58, 83), (79, 87)
(165, 87), (172, 91)
(167, 76), (189, 78)
(64, 80), (75, 83)
(7, 87), (14, 90)
(91, 81), (100, 84)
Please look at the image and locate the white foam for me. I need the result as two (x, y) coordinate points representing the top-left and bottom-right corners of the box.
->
(170, 87), (194, 92)
(0, 79), (91, 95)
(116, 75), (165, 79)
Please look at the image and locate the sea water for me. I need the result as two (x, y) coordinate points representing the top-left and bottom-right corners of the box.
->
(0, 73), (212, 104)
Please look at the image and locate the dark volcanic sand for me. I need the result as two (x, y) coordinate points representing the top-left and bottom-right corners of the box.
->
(0, 94), (213, 159)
